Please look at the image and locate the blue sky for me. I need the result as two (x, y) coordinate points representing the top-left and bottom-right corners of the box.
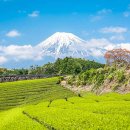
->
(0, 0), (130, 68)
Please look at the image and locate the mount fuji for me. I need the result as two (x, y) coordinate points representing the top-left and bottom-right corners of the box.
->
(2, 32), (130, 68)
(37, 32), (100, 59)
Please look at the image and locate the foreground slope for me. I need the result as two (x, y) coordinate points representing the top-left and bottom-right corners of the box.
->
(0, 108), (46, 130)
(1, 76), (130, 130)
(0, 77), (74, 110)
(0, 93), (130, 130)
(66, 66), (130, 94)
(24, 93), (130, 130)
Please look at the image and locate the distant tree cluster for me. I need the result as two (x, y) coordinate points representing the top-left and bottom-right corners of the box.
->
(0, 57), (104, 76)
(40, 57), (104, 75)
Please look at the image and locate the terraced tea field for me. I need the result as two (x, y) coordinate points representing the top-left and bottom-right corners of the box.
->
(0, 77), (130, 130)
(22, 93), (130, 130)
(0, 77), (74, 110)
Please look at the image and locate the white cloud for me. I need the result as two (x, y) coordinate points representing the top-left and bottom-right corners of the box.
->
(110, 35), (125, 41)
(0, 35), (130, 64)
(0, 44), (43, 62)
(6, 30), (21, 38)
(86, 38), (112, 48)
(118, 43), (130, 50)
(105, 43), (130, 51)
(90, 48), (104, 57)
(85, 38), (130, 57)
(2, 45), (41, 60)
(93, 39), (130, 50)
(100, 26), (127, 33)
(3, 45), (34, 59)
(104, 44), (116, 50)
(0, 56), (7, 64)
(28, 11), (40, 17)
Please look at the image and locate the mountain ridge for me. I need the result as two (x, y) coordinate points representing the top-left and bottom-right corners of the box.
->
(37, 32), (96, 59)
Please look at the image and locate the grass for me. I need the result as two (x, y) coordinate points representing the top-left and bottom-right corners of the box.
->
(24, 93), (130, 130)
(0, 93), (130, 129)
(0, 107), (46, 130)
(0, 77), (130, 129)
(0, 77), (74, 110)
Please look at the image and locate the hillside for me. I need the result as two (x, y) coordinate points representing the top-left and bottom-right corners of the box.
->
(0, 72), (130, 129)
(0, 77), (74, 110)
(64, 66), (130, 94)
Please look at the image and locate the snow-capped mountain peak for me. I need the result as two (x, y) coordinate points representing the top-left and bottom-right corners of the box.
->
(38, 32), (89, 58)
(39, 32), (86, 47)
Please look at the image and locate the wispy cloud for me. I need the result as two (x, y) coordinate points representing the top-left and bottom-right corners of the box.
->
(85, 38), (130, 56)
(90, 9), (112, 22)
(100, 26), (127, 33)
(28, 11), (40, 18)
(110, 35), (125, 41)
(6, 30), (21, 38)
(97, 9), (112, 15)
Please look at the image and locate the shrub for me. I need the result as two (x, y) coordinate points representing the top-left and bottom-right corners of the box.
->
(116, 70), (125, 83)
(112, 84), (120, 91)
(67, 76), (74, 85)
(107, 74), (114, 81)
(97, 74), (104, 84)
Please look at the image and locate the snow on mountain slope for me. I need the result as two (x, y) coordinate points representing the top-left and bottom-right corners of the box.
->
(37, 32), (92, 58)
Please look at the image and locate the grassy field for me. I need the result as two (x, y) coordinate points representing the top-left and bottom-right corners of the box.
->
(23, 93), (130, 130)
(0, 77), (130, 130)
(0, 77), (74, 110)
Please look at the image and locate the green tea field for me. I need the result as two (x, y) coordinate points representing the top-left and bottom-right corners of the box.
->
(0, 77), (74, 110)
(0, 77), (130, 130)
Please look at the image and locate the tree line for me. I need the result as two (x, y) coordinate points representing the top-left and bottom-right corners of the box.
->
(0, 57), (104, 76)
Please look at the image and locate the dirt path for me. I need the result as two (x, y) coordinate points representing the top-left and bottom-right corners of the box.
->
(61, 80), (92, 93)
